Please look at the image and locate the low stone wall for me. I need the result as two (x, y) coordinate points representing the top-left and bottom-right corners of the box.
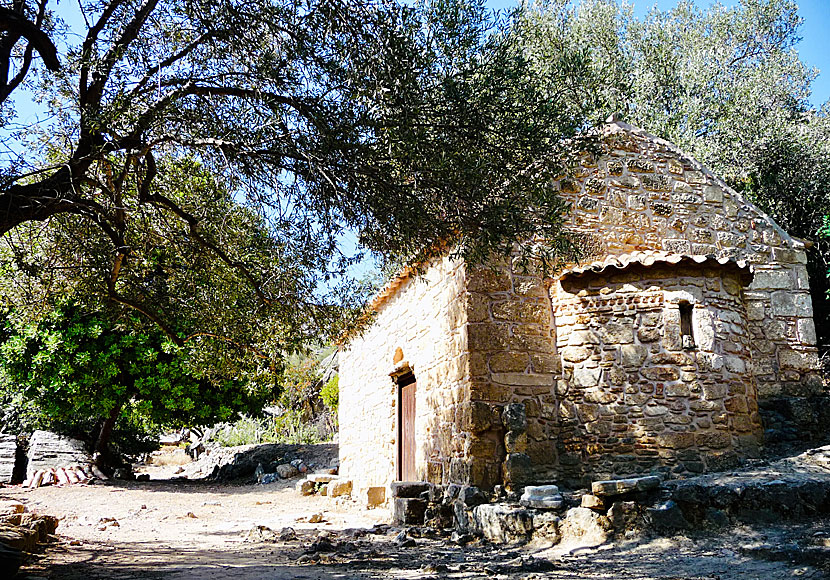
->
(26, 430), (90, 480)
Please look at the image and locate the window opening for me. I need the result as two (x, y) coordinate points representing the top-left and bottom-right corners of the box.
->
(679, 302), (695, 350)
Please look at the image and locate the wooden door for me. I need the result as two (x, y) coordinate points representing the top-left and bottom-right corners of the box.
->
(398, 374), (416, 481)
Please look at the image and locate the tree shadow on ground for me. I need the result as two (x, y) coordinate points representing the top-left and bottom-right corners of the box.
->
(26, 525), (829, 580)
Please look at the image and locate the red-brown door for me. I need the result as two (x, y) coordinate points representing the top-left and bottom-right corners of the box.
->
(398, 374), (416, 481)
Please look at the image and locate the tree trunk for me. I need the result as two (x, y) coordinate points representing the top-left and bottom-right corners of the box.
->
(94, 403), (122, 466)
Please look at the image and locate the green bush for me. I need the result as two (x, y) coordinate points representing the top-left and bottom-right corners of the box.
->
(321, 376), (339, 414)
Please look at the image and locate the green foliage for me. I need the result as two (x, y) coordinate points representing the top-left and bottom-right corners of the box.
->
(321, 375), (339, 415)
(0, 300), (270, 450)
(0, 0), (598, 358)
(214, 413), (322, 447)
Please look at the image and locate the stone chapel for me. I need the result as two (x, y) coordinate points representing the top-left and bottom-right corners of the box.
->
(338, 118), (821, 495)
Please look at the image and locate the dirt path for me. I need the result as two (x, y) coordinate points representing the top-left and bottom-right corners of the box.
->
(3, 478), (828, 579)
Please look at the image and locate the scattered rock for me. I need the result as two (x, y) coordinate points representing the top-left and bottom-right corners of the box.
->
(471, 504), (534, 544)
(308, 513), (325, 524)
(276, 464), (300, 479)
(450, 530), (475, 545)
(394, 530), (416, 547)
(308, 534), (334, 552)
(460, 486), (488, 507)
(608, 501), (643, 532)
(559, 507), (610, 548)
(246, 525), (279, 542)
(531, 512), (561, 543)
(646, 500), (689, 531)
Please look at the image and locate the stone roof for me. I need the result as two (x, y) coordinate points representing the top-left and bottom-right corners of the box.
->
(557, 250), (753, 283)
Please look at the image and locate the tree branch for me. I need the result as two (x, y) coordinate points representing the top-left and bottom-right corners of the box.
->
(0, 5), (59, 71)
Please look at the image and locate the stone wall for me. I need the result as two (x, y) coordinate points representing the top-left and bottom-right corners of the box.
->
(0, 435), (17, 483)
(549, 260), (762, 484)
(339, 256), (471, 495)
(557, 121), (819, 397)
(26, 430), (90, 480)
(464, 261), (562, 489)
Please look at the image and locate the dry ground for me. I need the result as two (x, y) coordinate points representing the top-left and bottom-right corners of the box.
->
(3, 474), (829, 580)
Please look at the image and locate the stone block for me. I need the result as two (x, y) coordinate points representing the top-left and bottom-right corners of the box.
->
(581, 494), (606, 510)
(599, 323), (634, 344)
(562, 346), (592, 362)
(797, 318), (817, 345)
(471, 504), (534, 544)
(620, 344), (648, 368)
(640, 367), (680, 382)
(661, 432), (695, 449)
(703, 186), (723, 203)
(502, 453), (533, 488)
(489, 352), (529, 373)
(367, 487), (386, 508)
(308, 474), (336, 483)
(695, 431), (731, 450)
(530, 352), (560, 374)
(753, 270), (791, 289)
(502, 403), (527, 433)
(329, 480), (353, 497)
(520, 485), (564, 509)
(390, 481), (431, 499)
(492, 373), (553, 387)
(467, 268), (511, 293)
(505, 431), (528, 454)
(296, 479), (315, 496)
(573, 366), (602, 387)
(393, 498), (427, 525)
(770, 291), (812, 317)
(591, 476), (661, 497)
(778, 349), (819, 372)
(469, 401), (492, 432)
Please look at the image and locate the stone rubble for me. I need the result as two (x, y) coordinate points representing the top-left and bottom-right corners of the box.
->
(26, 431), (91, 481)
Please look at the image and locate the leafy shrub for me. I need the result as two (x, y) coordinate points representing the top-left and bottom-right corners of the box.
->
(321, 376), (339, 414)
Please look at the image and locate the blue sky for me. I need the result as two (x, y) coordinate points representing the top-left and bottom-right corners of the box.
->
(486, 0), (830, 107)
